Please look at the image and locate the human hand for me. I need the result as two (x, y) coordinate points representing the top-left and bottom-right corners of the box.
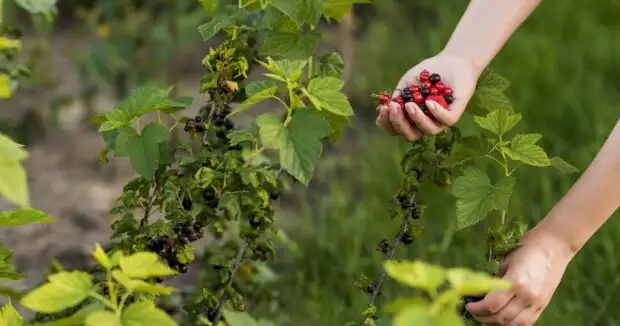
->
(466, 233), (575, 326)
(375, 53), (479, 141)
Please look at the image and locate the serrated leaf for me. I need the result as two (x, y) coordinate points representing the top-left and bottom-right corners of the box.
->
(473, 110), (521, 136)
(0, 133), (29, 207)
(260, 31), (320, 60)
(384, 260), (445, 294)
(0, 302), (23, 326)
(228, 81), (277, 117)
(0, 208), (53, 227)
(20, 271), (93, 313)
(446, 268), (512, 296)
(15, 0), (56, 14)
(323, 0), (370, 21)
(503, 133), (550, 167)
(477, 69), (511, 92)
(115, 123), (170, 180)
(117, 87), (192, 116)
(176, 245), (196, 264)
(550, 157), (578, 174)
(314, 52), (344, 78)
(267, 0), (323, 26)
(85, 311), (121, 326)
(258, 58), (307, 82)
(472, 88), (512, 113)
(452, 167), (515, 229)
(319, 110), (351, 142)
(303, 77), (353, 116)
(198, 7), (247, 40)
(29, 303), (105, 326)
(122, 301), (176, 326)
(256, 109), (331, 185)
(119, 252), (177, 279)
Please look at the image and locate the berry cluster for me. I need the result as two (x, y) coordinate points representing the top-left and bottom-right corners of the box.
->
(145, 220), (204, 276)
(398, 194), (421, 220)
(376, 70), (455, 120)
(184, 116), (205, 133)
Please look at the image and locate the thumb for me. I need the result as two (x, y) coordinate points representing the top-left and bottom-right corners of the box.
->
(426, 97), (466, 127)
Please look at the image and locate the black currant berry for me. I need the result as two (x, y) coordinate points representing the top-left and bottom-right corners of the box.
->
(188, 232), (199, 242)
(207, 199), (219, 208)
(146, 239), (158, 251)
(196, 124), (205, 133)
(203, 189), (216, 201)
(178, 236), (190, 245)
(420, 87), (430, 97)
(249, 215), (261, 228)
(179, 264), (188, 273)
(174, 224), (184, 233)
(444, 94), (454, 104)
(224, 120), (234, 130)
(366, 285), (375, 294)
(195, 116), (202, 123)
(193, 222), (202, 232)
(182, 197), (192, 211)
(429, 73), (441, 84)
(155, 277), (164, 283)
(402, 233), (414, 245)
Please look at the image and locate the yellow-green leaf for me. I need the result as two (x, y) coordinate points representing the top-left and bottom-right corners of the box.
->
(0, 133), (29, 207)
(119, 252), (177, 279)
(122, 301), (176, 326)
(0, 208), (53, 227)
(85, 310), (121, 326)
(92, 244), (112, 269)
(0, 301), (23, 326)
(323, 0), (370, 22)
(383, 260), (445, 294)
(503, 133), (550, 167)
(303, 77), (353, 116)
(446, 268), (512, 296)
(228, 81), (278, 117)
(0, 37), (21, 50)
(0, 75), (13, 99)
(473, 110), (521, 136)
(20, 271), (93, 313)
(393, 302), (432, 326)
(550, 156), (578, 174)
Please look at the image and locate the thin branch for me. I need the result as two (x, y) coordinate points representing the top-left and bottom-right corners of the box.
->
(212, 240), (249, 324)
(140, 189), (157, 228)
(370, 220), (409, 305)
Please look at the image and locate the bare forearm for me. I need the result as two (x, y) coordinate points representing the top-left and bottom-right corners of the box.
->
(442, 0), (542, 75)
(530, 120), (620, 254)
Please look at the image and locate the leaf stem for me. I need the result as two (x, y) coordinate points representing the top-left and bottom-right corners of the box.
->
(90, 292), (116, 311)
(212, 240), (249, 325)
(370, 219), (410, 306)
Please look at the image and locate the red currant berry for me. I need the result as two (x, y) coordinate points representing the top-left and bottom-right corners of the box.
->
(430, 88), (439, 95)
(378, 92), (390, 106)
(392, 97), (405, 109)
(419, 70), (430, 81)
(422, 81), (432, 88)
(413, 92), (424, 104)
(443, 87), (453, 96)
(409, 85), (420, 93)
(435, 82), (445, 92)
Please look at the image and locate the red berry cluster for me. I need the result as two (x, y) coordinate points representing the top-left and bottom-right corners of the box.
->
(375, 70), (455, 120)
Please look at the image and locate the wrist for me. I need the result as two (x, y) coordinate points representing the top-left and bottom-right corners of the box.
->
(438, 47), (486, 78)
(524, 221), (579, 260)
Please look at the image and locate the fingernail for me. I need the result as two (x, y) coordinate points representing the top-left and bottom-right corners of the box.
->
(405, 103), (416, 116)
(426, 101), (437, 112)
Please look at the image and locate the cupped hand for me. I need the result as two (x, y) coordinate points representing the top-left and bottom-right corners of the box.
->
(376, 53), (479, 141)
(466, 233), (575, 326)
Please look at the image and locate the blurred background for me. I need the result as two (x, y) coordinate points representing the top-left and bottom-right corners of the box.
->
(0, 0), (619, 325)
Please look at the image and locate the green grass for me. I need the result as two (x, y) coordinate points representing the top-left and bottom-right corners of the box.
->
(256, 1), (620, 325)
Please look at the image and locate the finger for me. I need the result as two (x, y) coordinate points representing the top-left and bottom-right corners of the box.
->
(404, 102), (445, 135)
(474, 296), (531, 325)
(427, 99), (463, 127)
(375, 105), (398, 135)
(388, 102), (421, 141)
(467, 290), (515, 317)
(506, 306), (540, 326)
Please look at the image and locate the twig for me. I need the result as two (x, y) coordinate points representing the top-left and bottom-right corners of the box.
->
(370, 220), (409, 305)
(140, 189), (157, 228)
(211, 240), (249, 324)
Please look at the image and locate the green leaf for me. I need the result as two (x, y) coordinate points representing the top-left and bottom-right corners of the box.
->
(477, 69), (511, 92)
(0, 208), (54, 227)
(550, 157), (578, 174)
(0, 133), (29, 207)
(446, 268), (512, 296)
(0, 37), (21, 50)
(0, 302), (23, 326)
(319, 110), (351, 142)
(503, 133), (550, 167)
(303, 77), (353, 116)
(28, 303), (105, 326)
(260, 31), (321, 60)
(85, 311), (121, 326)
(473, 110), (521, 136)
(15, 0), (56, 14)
(314, 52), (344, 78)
(256, 109), (331, 185)
(20, 271), (93, 313)
(199, 0), (218, 13)
(267, 0), (323, 26)
(198, 7), (247, 40)
(119, 252), (177, 279)
(92, 244), (112, 269)
(176, 245), (196, 264)
(452, 167), (515, 229)
(0, 245), (23, 281)
(383, 260), (445, 294)
(115, 123), (170, 180)
(122, 301), (176, 326)
(221, 309), (258, 326)
(393, 302), (432, 326)
(0, 74), (14, 99)
(323, 0), (370, 22)
(228, 81), (278, 117)
(258, 58), (307, 82)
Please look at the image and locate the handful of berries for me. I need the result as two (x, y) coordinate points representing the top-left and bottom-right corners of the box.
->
(374, 70), (454, 120)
